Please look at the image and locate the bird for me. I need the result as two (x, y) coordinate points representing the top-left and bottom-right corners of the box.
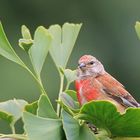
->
(75, 55), (140, 113)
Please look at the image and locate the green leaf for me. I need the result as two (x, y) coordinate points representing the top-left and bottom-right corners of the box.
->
(60, 93), (79, 110)
(0, 99), (28, 123)
(19, 25), (33, 52)
(24, 101), (38, 115)
(64, 69), (77, 84)
(49, 23), (82, 68)
(19, 39), (33, 52)
(37, 94), (58, 119)
(135, 21), (140, 40)
(0, 22), (24, 66)
(23, 112), (65, 140)
(0, 111), (14, 124)
(76, 101), (140, 137)
(113, 137), (140, 140)
(65, 90), (78, 101)
(99, 137), (112, 140)
(62, 110), (96, 140)
(58, 93), (79, 116)
(96, 129), (112, 140)
(21, 25), (32, 40)
(29, 26), (52, 77)
(59, 66), (65, 75)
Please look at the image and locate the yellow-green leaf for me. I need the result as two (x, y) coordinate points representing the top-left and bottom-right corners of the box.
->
(37, 94), (58, 119)
(49, 23), (82, 68)
(62, 110), (96, 140)
(23, 112), (65, 140)
(135, 21), (140, 40)
(29, 26), (52, 77)
(0, 99), (28, 123)
(0, 22), (24, 66)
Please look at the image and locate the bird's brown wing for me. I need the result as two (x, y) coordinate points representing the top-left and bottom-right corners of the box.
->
(96, 72), (140, 107)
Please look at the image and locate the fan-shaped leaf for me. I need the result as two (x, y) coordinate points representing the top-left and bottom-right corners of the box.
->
(29, 26), (52, 77)
(64, 69), (77, 84)
(135, 21), (140, 40)
(76, 101), (140, 137)
(0, 99), (28, 123)
(23, 112), (65, 140)
(0, 22), (24, 66)
(0, 111), (13, 124)
(19, 25), (33, 52)
(62, 110), (96, 140)
(49, 23), (82, 68)
(24, 101), (38, 115)
(37, 94), (58, 119)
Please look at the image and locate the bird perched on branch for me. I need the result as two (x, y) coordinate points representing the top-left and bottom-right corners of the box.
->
(75, 55), (140, 113)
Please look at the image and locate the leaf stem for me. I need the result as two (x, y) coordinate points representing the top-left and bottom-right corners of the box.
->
(113, 137), (140, 140)
(57, 73), (64, 116)
(65, 82), (70, 91)
(22, 64), (53, 106)
(0, 134), (27, 140)
(10, 123), (15, 134)
(36, 74), (46, 95)
(21, 63), (53, 110)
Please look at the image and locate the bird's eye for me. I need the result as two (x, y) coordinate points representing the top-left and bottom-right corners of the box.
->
(89, 61), (94, 65)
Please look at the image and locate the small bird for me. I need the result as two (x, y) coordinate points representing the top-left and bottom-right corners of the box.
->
(75, 55), (140, 113)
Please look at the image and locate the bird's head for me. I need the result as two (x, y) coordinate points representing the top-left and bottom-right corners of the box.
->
(77, 55), (105, 79)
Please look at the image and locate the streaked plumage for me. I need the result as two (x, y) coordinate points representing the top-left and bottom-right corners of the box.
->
(75, 55), (139, 112)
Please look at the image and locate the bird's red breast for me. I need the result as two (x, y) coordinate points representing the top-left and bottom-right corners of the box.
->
(75, 77), (101, 105)
(75, 75), (126, 112)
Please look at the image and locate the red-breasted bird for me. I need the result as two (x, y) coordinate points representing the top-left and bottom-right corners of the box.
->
(75, 55), (140, 112)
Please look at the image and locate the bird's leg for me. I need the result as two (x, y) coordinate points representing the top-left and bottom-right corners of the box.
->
(86, 122), (98, 134)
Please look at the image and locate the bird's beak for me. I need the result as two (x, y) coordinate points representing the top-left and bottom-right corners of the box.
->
(79, 63), (86, 69)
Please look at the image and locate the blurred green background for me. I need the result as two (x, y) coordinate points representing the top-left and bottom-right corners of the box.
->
(0, 0), (140, 132)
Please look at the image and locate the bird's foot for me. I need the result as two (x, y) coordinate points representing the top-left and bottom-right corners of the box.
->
(86, 122), (98, 134)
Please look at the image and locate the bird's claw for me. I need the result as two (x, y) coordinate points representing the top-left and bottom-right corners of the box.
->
(86, 122), (98, 134)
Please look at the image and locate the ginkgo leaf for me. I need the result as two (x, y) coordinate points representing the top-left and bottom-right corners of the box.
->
(37, 94), (58, 119)
(21, 25), (32, 40)
(0, 99), (28, 123)
(0, 22), (24, 66)
(23, 112), (65, 140)
(29, 26), (52, 77)
(135, 21), (140, 40)
(49, 23), (82, 68)
(62, 110), (96, 140)
(76, 101), (140, 137)
(64, 69), (77, 84)
(19, 25), (33, 52)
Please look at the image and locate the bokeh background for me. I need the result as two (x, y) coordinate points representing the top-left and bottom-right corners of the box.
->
(0, 0), (140, 133)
